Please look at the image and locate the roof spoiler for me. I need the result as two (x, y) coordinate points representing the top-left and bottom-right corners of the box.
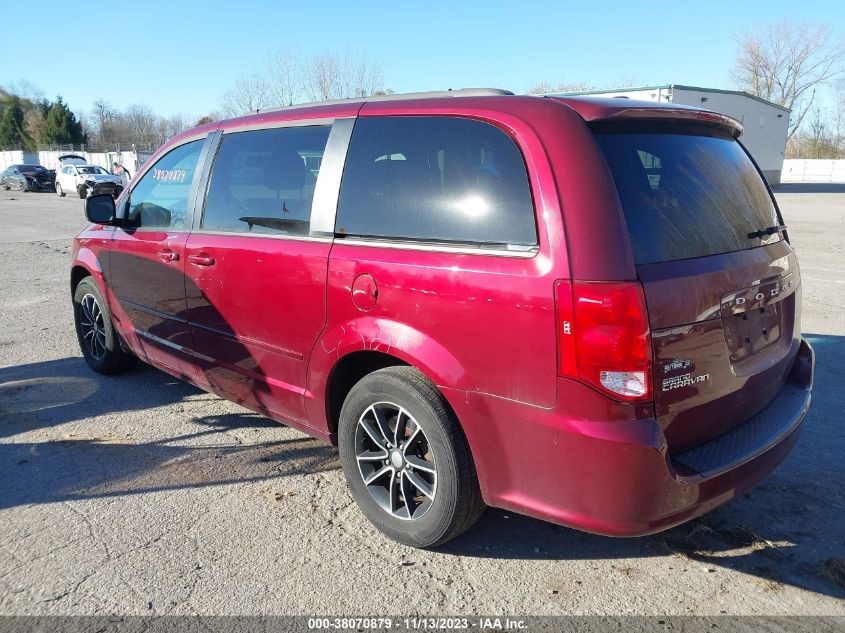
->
(606, 107), (744, 137)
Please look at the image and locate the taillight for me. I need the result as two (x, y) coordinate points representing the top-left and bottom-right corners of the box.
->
(555, 280), (652, 402)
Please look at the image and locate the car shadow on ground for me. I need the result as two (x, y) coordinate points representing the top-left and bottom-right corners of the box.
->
(1, 334), (842, 599)
(772, 183), (845, 194)
(0, 357), (339, 511)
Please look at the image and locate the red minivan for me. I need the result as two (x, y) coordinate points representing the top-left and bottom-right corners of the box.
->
(71, 89), (814, 547)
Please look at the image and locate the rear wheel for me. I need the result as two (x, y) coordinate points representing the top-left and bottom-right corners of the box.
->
(338, 366), (484, 548)
(73, 277), (133, 374)
(56, 182), (65, 197)
(18, 180), (26, 192)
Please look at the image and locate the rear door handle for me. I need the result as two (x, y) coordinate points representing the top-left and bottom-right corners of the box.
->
(157, 249), (179, 262)
(188, 253), (215, 267)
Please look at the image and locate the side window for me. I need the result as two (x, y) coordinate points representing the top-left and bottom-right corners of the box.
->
(202, 125), (331, 236)
(336, 116), (537, 247)
(125, 139), (203, 229)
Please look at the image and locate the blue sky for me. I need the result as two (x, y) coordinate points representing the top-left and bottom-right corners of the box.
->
(1, 0), (842, 120)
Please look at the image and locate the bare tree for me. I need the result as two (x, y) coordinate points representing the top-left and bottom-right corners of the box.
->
(527, 81), (595, 95)
(158, 113), (189, 142)
(90, 99), (117, 143)
(265, 49), (301, 107)
(124, 104), (158, 141)
(6, 79), (44, 102)
(302, 52), (340, 101)
(834, 79), (845, 155)
(341, 50), (384, 98)
(301, 50), (384, 101)
(731, 20), (845, 138)
(219, 73), (272, 117)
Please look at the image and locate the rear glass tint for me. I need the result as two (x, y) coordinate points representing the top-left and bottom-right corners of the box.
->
(593, 125), (780, 264)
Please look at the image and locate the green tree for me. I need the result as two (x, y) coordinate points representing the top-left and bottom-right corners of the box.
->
(38, 96), (86, 145)
(0, 98), (33, 149)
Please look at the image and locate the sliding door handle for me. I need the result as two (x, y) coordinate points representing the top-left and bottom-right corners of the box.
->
(188, 253), (215, 267)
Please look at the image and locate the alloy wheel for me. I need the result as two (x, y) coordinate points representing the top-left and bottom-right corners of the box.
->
(355, 402), (437, 520)
(79, 293), (106, 360)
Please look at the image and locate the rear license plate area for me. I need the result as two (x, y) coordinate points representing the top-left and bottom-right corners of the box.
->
(724, 304), (781, 362)
(721, 273), (793, 363)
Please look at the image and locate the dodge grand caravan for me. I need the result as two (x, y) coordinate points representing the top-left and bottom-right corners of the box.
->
(71, 89), (814, 547)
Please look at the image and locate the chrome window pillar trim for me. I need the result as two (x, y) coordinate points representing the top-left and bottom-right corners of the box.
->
(310, 118), (356, 238)
(190, 130), (223, 232)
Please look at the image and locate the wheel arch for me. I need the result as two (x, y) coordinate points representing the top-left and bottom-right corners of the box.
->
(308, 317), (470, 441)
(70, 250), (106, 297)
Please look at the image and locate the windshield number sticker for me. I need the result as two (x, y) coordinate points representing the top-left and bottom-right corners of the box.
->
(153, 168), (187, 183)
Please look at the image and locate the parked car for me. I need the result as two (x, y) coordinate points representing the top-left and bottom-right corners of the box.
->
(70, 89), (814, 548)
(55, 164), (123, 199)
(1, 164), (55, 192)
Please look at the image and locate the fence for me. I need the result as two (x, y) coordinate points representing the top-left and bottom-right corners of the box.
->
(781, 159), (845, 184)
(0, 147), (153, 176)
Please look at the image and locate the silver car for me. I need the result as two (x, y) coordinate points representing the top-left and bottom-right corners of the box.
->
(55, 164), (124, 199)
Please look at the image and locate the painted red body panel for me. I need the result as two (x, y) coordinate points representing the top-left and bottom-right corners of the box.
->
(71, 94), (814, 537)
(183, 233), (331, 427)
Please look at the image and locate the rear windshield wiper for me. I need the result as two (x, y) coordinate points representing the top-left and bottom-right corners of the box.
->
(747, 224), (786, 240)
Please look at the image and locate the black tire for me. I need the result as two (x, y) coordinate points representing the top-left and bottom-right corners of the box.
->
(78, 185), (88, 199)
(56, 182), (65, 197)
(18, 180), (26, 192)
(338, 366), (484, 548)
(73, 277), (133, 374)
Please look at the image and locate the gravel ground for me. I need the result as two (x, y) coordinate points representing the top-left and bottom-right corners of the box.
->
(0, 186), (843, 616)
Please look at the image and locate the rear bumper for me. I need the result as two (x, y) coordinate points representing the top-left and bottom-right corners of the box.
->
(446, 338), (814, 537)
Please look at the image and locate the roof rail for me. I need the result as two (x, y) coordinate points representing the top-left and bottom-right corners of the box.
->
(256, 88), (514, 114)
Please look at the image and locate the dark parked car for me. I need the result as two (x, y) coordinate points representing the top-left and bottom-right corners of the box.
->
(1, 164), (55, 192)
(70, 89), (814, 548)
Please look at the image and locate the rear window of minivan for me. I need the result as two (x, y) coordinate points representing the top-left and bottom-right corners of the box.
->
(593, 123), (781, 264)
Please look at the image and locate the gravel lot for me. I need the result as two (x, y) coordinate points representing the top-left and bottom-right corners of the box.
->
(0, 186), (843, 616)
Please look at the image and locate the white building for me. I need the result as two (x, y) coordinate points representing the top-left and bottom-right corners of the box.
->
(551, 84), (790, 185)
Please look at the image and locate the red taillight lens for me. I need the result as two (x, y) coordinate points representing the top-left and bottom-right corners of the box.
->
(555, 280), (652, 401)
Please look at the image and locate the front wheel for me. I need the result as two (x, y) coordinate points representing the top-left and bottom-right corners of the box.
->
(73, 277), (133, 374)
(338, 366), (484, 548)
(77, 185), (88, 199)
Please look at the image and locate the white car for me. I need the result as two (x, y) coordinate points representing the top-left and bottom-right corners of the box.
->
(55, 164), (124, 199)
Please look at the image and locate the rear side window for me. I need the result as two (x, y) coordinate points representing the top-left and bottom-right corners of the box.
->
(203, 125), (331, 236)
(336, 116), (537, 247)
(594, 124), (780, 264)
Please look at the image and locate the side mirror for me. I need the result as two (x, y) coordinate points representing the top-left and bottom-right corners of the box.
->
(85, 194), (118, 225)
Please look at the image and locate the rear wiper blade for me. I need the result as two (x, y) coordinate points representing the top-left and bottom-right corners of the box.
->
(747, 224), (786, 240)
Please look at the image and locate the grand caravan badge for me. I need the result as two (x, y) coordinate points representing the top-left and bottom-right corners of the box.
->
(662, 372), (710, 392)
